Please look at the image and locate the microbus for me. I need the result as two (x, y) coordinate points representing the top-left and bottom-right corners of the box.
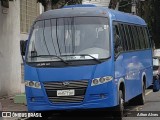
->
(20, 5), (153, 118)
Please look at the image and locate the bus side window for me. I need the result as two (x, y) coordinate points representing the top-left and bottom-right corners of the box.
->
(119, 24), (128, 51)
(132, 26), (140, 50)
(114, 25), (123, 55)
(142, 27), (150, 48)
(128, 25), (135, 50)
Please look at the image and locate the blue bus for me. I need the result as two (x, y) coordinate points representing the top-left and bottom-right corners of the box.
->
(20, 5), (153, 118)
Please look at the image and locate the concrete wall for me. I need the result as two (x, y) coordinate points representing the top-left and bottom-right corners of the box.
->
(0, 0), (22, 96)
(83, 0), (110, 7)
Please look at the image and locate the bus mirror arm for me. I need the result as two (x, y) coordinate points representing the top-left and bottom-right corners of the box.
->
(114, 54), (119, 61)
(20, 40), (28, 62)
(114, 48), (121, 60)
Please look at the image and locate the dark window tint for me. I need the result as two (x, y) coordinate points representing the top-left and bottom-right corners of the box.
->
(113, 22), (151, 52)
(124, 25), (133, 50)
(132, 26), (140, 49)
(135, 27), (142, 49)
(119, 24), (128, 51)
(128, 25), (135, 50)
(140, 27), (147, 48)
(142, 27), (150, 48)
(114, 24), (124, 55)
(137, 27), (145, 49)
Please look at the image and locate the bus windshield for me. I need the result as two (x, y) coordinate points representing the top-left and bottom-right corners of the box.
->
(27, 17), (110, 63)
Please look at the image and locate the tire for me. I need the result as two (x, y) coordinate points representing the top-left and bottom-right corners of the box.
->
(114, 90), (124, 120)
(129, 81), (146, 106)
(137, 81), (145, 105)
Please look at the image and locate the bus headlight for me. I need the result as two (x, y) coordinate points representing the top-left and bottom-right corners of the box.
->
(25, 81), (41, 89)
(35, 82), (41, 88)
(92, 79), (99, 85)
(29, 81), (34, 87)
(91, 76), (113, 86)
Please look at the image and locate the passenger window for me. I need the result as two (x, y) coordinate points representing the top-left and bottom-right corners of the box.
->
(142, 28), (150, 48)
(141, 27), (148, 48)
(135, 27), (142, 49)
(124, 25), (132, 50)
(128, 25), (135, 50)
(119, 24), (128, 51)
(140, 27), (147, 48)
(114, 25), (123, 55)
(137, 27), (145, 49)
(132, 26), (140, 49)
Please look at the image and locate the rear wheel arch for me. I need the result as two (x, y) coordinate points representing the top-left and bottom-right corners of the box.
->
(143, 76), (146, 89)
(142, 72), (147, 88)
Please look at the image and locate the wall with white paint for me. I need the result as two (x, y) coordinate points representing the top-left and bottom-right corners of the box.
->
(83, 0), (111, 7)
(0, 0), (22, 96)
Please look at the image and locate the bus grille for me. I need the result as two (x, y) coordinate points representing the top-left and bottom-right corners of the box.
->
(43, 80), (88, 103)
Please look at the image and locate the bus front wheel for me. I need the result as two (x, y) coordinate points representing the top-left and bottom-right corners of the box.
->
(114, 90), (124, 120)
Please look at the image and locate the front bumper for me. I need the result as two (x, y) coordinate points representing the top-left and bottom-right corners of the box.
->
(27, 93), (117, 111)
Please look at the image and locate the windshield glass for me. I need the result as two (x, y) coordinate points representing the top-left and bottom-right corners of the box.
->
(27, 17), (110, 62)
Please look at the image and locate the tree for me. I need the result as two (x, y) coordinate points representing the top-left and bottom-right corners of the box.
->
(109, 0), (132, 13)
(136, 0), (160, 48)
(37, 0), (82, 11)
(109, 0), (119, 9)
(109, 0), (160, 48)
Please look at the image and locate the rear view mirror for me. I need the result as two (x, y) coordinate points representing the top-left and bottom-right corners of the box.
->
(20, 40), (28, 56)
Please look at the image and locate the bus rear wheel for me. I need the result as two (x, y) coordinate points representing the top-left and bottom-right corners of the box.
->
(137, 82), (145, 105)
(130, 81), (145, 106)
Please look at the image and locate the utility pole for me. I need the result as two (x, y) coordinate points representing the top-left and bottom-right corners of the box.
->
(131, 0), (136, 14)
(115, 2), (119, 10)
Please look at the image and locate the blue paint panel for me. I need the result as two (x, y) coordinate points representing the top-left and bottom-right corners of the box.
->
(25, 66), (39, 81)
(115, 50), (152, 101)
(36, 65), (95, 81)
(25, 60), (117, 111)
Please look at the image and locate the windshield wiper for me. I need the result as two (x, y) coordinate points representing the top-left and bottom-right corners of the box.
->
(61, 54), (102, 63)
(30, 55), (69, 64)
(79, 54), (102, 63)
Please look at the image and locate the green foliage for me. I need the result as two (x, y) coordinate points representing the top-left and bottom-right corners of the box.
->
(109, 0), (159, 48)
(109, 0), (119, 9)
(37, 0), (82, 10)
(52, 0), (59, 4)
(68, 0), (82, 5)
(119, 0), (132, 13)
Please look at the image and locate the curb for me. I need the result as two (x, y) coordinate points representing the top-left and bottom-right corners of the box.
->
(0, 102), (2, 110)
(14, 94), (26, 105)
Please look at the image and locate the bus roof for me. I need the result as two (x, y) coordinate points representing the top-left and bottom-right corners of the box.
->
(36, 5), (146, 26)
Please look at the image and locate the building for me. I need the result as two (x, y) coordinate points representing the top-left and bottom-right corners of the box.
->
(82, 0), (111, 7)
(0, 0), (42, 96)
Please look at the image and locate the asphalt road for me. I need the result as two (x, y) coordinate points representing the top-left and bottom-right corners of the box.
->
(27, 87), (160, 120)
(123, 88), (160, 120)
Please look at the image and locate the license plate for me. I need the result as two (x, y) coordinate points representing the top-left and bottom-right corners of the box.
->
(57, 89), (75, 96)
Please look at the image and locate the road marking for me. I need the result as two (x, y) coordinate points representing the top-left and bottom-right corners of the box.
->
(131, 90), (152, 112)
(145, 90), (152, 96)
(135, 107), (139, 111)
(135, 106), (142, 111)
